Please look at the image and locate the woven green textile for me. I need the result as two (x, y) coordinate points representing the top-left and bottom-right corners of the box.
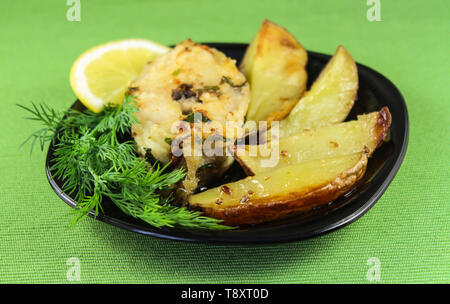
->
(1, 0), (448, 284)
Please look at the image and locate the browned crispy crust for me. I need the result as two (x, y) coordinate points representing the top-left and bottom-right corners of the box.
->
(371, 107), (392, 155)
(258, 20), (302, 51)
(191, 154), (368, 226)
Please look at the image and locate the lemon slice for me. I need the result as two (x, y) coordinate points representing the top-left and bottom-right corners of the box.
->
(70, 39), (170, 112)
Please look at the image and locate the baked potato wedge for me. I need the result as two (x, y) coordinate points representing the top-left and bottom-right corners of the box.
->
(189, 152), (367, 225)
(279, 46), (358, 138)
(240, 20), (308, 122)
(235, 107), (391, 175)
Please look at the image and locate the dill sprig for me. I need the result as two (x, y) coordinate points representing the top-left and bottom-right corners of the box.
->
(18, 96), (232, 230)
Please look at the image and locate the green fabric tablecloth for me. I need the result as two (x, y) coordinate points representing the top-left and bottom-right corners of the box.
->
(1, 0), (449, 283)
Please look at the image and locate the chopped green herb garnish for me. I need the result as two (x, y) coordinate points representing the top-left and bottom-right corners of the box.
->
(196, 85), (221, 97)
(183, 112), (211, 123)
(221, 75), (247, 88)
(172, 68), (181, 76)
(164, 137), (173, 145)
(203, 85), (220, 91)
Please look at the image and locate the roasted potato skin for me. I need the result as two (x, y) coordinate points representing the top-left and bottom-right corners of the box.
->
(189, 153), (367, 226)
(240, 20), (308, 122)
(373, 107), (392, 151)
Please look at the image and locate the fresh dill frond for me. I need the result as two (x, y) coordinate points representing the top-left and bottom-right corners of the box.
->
(17, 103), (64, 153)
(19, 95), (233, 230)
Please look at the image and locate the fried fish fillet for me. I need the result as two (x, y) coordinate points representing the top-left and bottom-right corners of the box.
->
(130, 40), (250, 195)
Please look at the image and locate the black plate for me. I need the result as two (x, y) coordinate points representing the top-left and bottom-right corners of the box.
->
(46, 43), (408, 244)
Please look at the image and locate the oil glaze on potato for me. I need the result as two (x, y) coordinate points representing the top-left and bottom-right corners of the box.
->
(189, 153), (367, 225)
(235, 107), (391, 175)
(279, 46), (358, 137)
(240, 20), (308, 122)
